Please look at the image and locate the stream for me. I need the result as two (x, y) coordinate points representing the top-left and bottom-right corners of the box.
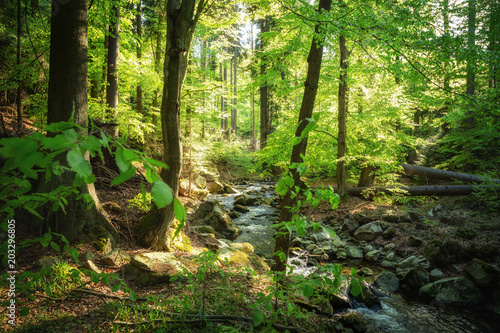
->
(208, 182), (500, 333)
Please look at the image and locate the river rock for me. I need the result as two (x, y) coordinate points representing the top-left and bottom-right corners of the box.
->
(384, 243), (395, 251)
(101, 248), (130, 266)
(338, 312), (368, 333)
(194, 175), (207, 189)
(353, 213), (378, 225)
(217, 246), (269, 272)
(381, 260), (394, 268)
(230, 242), (255, 253)
(193, 200), (242, 239)
(365, 250), (381, 262)
(402, 268), (430, 290)
(343, 218), (360, 232)
(373, 271), (399, 293)
(421, 239), (469, 267)
(386, 252), (395, 261)
(382, 211), (411, 223)
(345, 245), (364, 259)
(88, 225), (115, 254)
(353, 222), (383, 241)
(382, 227), (396, 239)
(124, 252), (187, 285)
(223, 183), (237, 194)
(353, 282), (380, 307)
(208, 181), (225, 194)
(464, 258), (500, 288)
(407, 236), (423, 247)
(430, 268), (444, 282)
(358, 267), (373, 277)
(191, 225), (217, 235)
(83, 260), (101, 274)
(233, 204), (249, 213)
(419, 277), (483, 304)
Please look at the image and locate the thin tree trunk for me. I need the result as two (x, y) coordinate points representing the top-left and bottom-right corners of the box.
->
(17, 0), (23, 125)
(466, 0), (476, 128)
(151, 2), (163, 144)
(273, 0), (332, 272)
(136, 0), (143, 115)
(251, 23), (256, 150)
(337, 35), (348, 197)
(259, 17), (270, 149)
(106, 5), (120, 135)
(401, 163), (500, 184)
(232, 45), (237, 134)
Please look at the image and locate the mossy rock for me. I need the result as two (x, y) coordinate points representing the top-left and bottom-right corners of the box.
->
(88, 225), (116, 254)
(217, 246), (269, 272)
(166, 228), (194, 253)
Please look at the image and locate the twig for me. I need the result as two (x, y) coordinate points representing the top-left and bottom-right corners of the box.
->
(113, 306), (306, 332)
(72, 288), (148, 302)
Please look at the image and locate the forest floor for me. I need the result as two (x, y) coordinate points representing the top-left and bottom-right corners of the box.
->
(1, 112), (500, 332)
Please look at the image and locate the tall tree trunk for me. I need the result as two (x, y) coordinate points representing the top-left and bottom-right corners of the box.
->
(466, 0), (476, 128)
(251, 22), (256, 150)
(41, 0), (115, 242)
(223, 62), (228, 133)
(106, 5), (120, 135)
(232, 45), (237, 134)
(489, 2), (499, 88)
(136, 0), (207, 250)
(259, 17), (270, 149)
(273, 0), (332, 272)
(17, 0), (23, 125)
(136, 0), (143, 115)
(151, 2), (164, 144)
(337, 35), (348, 197)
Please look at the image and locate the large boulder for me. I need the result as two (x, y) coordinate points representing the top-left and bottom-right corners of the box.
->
(419, 277), (483, 304)
(338, 312), (367, 333)
(216, 246), (269, 273)
(402, 268), (430, 290)
(464, 258), (500, 288)
(208, 181), (225, 194)
(373, 271), (399, 293)
(193, 200), (242, 239)
(421, 239), (469, 267)
(353, 221), (383, 241)
(101, 248), (131, 266)
(123, 252), (188, 286)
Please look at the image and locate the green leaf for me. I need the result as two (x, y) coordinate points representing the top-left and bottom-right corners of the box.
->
(43, 233), (52, 242)
(129, 290), (138, 301)
(50, 242), (61, 252)
(110, 167), (136, 185)
(67, 150), (92, 177)
(173, 198), (186, 223)
(264, 301), (273, 312)
(44, 286), (53, 297)
(46, 121), (74, 132)
(303, 284), (314, 298)
(143, 156), (167, 169)
(68, 248), (79, 265)
(151, 181), (173, 208)
(252, 310), (265, 327)
(111, 283), (121, 292)
(90, 272), (99, 284)
(350, 280), (362, 297)
(25, 206), (43, 219)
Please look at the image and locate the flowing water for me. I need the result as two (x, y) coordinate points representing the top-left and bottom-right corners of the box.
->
(209, 182), (500, 332)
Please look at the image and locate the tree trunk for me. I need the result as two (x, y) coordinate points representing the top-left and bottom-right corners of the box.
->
(136, 0), (143, 115)
(151, 2), (163, 145)
(466, 0), (476, 128)
(251, 22), (256, 150)
(17, 0), (23, 126)
(345, 185), (491, 197)
(259, 17), (270, 149)
(136, 0), (207, 250)
(273, 0), (332, 272)
(337, 35), (348, 197)
(401, 163), (500, 184)
(232, 45), (237, 134)
(41, 0), (115, 242)
(106, 5), (120, 135)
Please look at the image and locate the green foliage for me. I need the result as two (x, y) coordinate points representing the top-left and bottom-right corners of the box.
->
(205, 138), (255, 178)
(128, 192), (152, 212)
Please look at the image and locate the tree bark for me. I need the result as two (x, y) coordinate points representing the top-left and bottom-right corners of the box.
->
(106, 5), (120, 135)
(151, 1), (164, 145)
(136, 0), (143, 115)
(401, 163), (500, 184)
(41, 0), (115, 242)
(337, 35), (348, 197)
(259, 17), (270, 149)
(345, 185), (491, 197)
(136, 0), (207, 250)
(273, 0), (332, 272)
(17, 0), (23, 126)
(466, 0), (476, 128)
(232, 45), (238, 134)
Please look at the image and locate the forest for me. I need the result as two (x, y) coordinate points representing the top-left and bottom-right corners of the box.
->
(0, 0), (499, 332)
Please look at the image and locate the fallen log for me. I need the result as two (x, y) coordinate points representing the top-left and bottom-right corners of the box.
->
(345, 185), (497, 197)
(401, 163), (500, 184)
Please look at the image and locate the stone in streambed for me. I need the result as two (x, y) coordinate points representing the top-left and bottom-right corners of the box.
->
(354, 221), (383, 241)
